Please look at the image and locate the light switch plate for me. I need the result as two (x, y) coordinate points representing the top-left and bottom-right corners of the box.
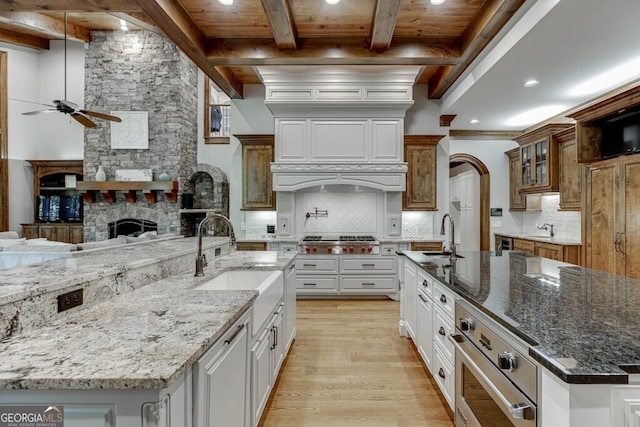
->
(388, 216), (400, 236)
(278, 217), (290, 236)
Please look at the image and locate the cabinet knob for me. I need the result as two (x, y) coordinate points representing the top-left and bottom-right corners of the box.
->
(438, 326), (446, 336)
(440, 294), (447, 304)
(460, 318), (474, 331)
(498, 352), (517, 372)
(438, 368), (446, 379)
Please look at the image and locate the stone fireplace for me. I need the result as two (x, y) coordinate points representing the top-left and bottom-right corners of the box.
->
(82, 30), (197, 242)
(109, 218), (158, 238)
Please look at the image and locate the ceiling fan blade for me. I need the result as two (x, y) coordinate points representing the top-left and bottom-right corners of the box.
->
(55, 99), (79, 110)
(71, 112), (97, 128)
(79, 110), (122, 122)
(22, 109), (58, 115)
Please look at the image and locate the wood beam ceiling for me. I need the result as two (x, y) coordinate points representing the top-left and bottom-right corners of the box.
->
(137, 0), (243, 99)
(0, 27), (48, 49)
(369, 0), (401, 52)
(261, 0), (297, 50)
(0, 12), (90, 42)
(109, 12), (161, 34)
(0, 1), (140, 12)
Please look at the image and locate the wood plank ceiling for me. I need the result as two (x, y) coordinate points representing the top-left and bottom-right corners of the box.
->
(0, 0), (526, 100)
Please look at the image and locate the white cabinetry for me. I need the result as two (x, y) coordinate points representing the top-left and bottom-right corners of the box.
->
(416, 272), (433, 370)
(295, 256), (339, 294)
(403, 261), (417, 340)
(194, 310), (251, 427)
(284, 263), (296, 351)
(275, 118), (403, 163)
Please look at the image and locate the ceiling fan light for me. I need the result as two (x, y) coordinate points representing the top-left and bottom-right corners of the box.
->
(430, 0), (446, 5)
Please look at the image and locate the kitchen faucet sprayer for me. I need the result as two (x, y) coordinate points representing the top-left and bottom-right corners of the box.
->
(195, 213), (236, 277)
(440, 213), (456, 260)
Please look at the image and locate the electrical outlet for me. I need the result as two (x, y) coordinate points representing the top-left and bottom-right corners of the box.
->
(57, 288), (83, 313)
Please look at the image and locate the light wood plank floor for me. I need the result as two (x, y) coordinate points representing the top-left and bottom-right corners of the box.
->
(259, 299), (455, 427)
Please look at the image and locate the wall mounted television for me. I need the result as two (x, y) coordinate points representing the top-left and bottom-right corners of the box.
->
(600, 106), (640, 159)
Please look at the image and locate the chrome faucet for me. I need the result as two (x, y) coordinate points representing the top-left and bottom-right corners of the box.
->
(440, 213), (456, 260)
(195, 213), (236, 277)
(537, 223), (555, 237)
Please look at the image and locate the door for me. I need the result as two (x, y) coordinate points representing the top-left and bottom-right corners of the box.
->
(586, 160), (617, 274)
(622, 157), (640, 278)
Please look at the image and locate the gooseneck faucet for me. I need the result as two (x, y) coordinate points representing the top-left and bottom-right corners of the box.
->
(440, 213), (456, 260)
(195, 213), (236, 277)
(537, 223), (555, 237)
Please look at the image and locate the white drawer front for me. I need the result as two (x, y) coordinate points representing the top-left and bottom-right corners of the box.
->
(433, 307), (455, 362)
(296, 276), (338, 293)
(433, 281), (455, 319)
(433, 345), (454, 410)
(340, 257), (395, 273)
(417, 269), (434, 299)
(340, 276), (396, 292)
(295, 258), (338, 273)
(381, 245), (397, 256)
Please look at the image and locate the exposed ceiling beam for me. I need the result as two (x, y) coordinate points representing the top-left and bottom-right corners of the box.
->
(0, 1), (140, 12)
(369, 0), (401, 52)
(428, 0), (526, 99)
(260, 0), (297, 50)
(0, 12), (91, 42)
(137, 0), (243, 99)
(205, 36), (460, 66)
(449, 129), (522, 140)
(0, 26), (49, 49)
(110, 12), (161, 34)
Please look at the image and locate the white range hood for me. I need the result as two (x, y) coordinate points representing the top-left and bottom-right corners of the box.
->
(258, 66), (421, 192)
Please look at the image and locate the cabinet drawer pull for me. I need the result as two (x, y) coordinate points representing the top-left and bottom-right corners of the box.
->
(440, 294), (447, 304)
(362, 282), (376, 286)
(271, 326), (278, 350)
(419, 294), (428, 303)
(303, 263), (317, 268)
(438, 368), (446, 379)
(438, 326), (446, 336)
(422, 279), (429, 288)
(303, 283), (317, 286)
(361, 263), (376, 268)
(224, 324), (245, 345)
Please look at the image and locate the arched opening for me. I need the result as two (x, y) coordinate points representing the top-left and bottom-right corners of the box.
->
(449, 154), (490, 251)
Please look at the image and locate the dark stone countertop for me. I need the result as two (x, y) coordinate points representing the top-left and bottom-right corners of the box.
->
(401, 250), (640, 384)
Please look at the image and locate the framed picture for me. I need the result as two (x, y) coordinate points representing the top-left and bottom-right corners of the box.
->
(111, 111), (149, 149)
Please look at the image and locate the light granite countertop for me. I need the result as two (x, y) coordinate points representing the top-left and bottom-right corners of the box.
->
(495, 232), (581, 246)
(0, 248), (297, 390)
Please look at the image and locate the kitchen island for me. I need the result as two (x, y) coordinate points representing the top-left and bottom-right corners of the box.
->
(0, 237), (297, 426)
(401, 249), (640, 426)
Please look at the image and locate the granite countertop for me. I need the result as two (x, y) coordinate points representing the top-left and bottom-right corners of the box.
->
(495, 232), (581, 246)
(401, 250), (640, 384)
(0, 250), (297, 390)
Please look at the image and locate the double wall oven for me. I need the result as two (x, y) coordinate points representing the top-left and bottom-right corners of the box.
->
(450, 299), (538, 427)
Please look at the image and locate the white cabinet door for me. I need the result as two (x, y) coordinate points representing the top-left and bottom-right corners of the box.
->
(64, 405), (116, 427)
(194, 312), (250, 427)
(276, 119), (308, 162)
(284, 264), (296, 351)
(271, 306), (285, 379)
(404, 261), (417, 340)
(251, 328), (272, 427)
(310, 120), (368, 162)
(371, 119), (403, 162)
(416, 291), (433, 371)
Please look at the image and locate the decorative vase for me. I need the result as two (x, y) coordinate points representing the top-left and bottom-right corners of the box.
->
(95, 165), (106, 181)
(159, 171), (171, 181)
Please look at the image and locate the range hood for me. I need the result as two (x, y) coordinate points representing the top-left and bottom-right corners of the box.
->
(258, 66), (420, 192)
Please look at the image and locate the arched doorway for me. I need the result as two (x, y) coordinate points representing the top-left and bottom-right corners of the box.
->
(449, 154), (490, 251)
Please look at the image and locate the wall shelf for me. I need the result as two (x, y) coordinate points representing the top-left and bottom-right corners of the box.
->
(76, 181), (179, 203)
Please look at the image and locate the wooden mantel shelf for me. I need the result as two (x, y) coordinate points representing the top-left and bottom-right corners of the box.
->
(76, 181), (179, 203)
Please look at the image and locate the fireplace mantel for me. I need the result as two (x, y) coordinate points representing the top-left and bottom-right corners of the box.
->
(76, 181), (179, 203)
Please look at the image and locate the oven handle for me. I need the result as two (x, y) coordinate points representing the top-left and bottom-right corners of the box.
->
(449, 334), (533, 421)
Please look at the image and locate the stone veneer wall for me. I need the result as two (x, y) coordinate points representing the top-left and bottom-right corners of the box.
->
(83, 31), (197, 241)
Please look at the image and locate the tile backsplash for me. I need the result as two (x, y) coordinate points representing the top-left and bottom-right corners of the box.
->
(301, 192), (378, 234)
(402, 211), (435, 238)
(522, 194), (581, 240)
(242, 211), (277, 239)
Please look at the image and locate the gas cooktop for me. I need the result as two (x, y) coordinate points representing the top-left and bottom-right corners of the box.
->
(301, 235), (377, 242)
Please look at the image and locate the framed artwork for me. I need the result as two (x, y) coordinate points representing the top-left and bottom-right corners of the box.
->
(204, 78), (231, 144)
(111, 111), (149, 149)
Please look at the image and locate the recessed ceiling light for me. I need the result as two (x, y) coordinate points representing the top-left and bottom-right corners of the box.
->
(218, 0), (233, 5)
(326, 0), (340, 4)
(430, 0), (446, 5)
(470, 119), (480, 124)
(523, 80), (539, 88)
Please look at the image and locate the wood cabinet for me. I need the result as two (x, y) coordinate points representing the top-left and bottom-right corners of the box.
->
(556, 127), (582, 210)
(513, 237), (535, 255)
(237, 135), (275, 210)
(237, 241), (268, 251)
(509, 236), (580, 264)
(410, 241), (444, 252)
(506, 148), (527, 211)
(584, 154), (640, 278)
(23, 160), (83, 243)
(514, 124), (570, 195)
(403, 135), (443, 211)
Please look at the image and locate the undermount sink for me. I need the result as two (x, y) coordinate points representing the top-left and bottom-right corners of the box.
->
(422, 251), (465, 259)
(196, 269), (283, 336)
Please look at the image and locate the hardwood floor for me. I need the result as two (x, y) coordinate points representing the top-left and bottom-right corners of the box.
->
(259, 299), (455, 427)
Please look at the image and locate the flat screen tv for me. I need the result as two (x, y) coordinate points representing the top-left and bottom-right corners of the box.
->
(601, 107), (640, 158)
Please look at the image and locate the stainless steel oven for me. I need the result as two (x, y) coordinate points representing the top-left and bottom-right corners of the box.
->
(450, 300), (537, 427)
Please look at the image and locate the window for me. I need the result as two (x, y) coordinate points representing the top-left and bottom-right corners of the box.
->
(204, 78), (231, 144)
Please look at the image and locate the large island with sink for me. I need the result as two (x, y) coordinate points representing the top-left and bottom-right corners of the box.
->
(0, 236), (297, 427)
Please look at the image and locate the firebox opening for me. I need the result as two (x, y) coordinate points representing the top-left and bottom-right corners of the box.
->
(109, 219), (158, 238)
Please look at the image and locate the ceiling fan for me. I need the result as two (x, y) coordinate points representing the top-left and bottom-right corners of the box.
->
(22, 13), (121, 128)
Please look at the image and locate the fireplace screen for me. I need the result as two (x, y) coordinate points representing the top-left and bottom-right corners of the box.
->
(109, 218), (158, 238)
